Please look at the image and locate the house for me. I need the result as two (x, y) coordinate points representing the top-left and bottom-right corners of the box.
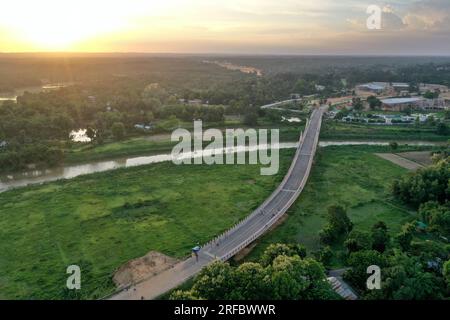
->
(0, 140), (7, 149)
(381, 97), (424, 111)
(290, 93), (301, 99)
(357, 82), (387, 94)
(357, 82), (410, 95)
(381, 97), (446, 111)
(419, 83), (449, 94)
(391, 82), (410, 90)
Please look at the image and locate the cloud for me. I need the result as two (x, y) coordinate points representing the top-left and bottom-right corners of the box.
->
(382, 9), (407, 30)
(402, 0), (450, 31)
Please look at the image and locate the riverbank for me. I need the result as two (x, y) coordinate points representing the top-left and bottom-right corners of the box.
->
(0, 140), (442, 194)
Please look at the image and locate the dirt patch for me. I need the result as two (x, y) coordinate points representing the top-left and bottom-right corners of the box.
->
(396, 151), (433, 166)
(113, 251), (178, 288)
(375, 153), (424, 171)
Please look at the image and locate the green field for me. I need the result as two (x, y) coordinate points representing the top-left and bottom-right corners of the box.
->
(0, 151), (293, 299)
(246, 145), (417, 265)
(321, 121), (450, 141)
(0, 145), (424, 299)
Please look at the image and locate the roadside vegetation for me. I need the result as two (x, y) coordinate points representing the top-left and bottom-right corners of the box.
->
(171, 243), (340, 300)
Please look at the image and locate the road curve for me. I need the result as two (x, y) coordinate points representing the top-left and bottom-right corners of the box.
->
(109, 106), (325, 300)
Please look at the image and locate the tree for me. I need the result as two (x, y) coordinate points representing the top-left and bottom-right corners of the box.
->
(444, 260), (450, 287)
(396, 222), (415, 251)
(320, 205), (353, 245)
(444, 110), (450, 120)
(344, 230), (372, 253)
(344, 250), (386, 292)
(328, 205), (353, 233)
(391, 157), (450, 208)
(316, 246), (333, 266)
(191, 261), (236, 300)
(352, 98), (364, 112)
(86, 127), (97, 143)
(170, 243), (338, 300)
(243, 112), (258, 126)
(423, 90), (439, 99)
(371, 222), (390, 253)
(383, 252), (445, 300)
(436, 122), (448, 136)
(367, 96), (382, 110)
(389, 141), (398, 151)
(111, 122), (125, 140)
(261, 243), (307, 266)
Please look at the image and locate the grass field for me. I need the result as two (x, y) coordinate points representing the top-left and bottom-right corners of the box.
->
(245, 145), (417, 266)
(321, 121), (450, 141)
(0, 151), (293, 299)
(0, 145), (424, 299)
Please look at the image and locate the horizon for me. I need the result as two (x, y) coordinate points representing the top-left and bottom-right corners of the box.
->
(2, 52), (450, 58)
(1, 0), (449, 55)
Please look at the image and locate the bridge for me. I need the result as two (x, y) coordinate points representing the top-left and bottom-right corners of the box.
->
(110, 106), (326, 300)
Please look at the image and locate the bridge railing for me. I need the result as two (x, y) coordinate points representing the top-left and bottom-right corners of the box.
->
(201, 109), (323, 261)
(200, 111), (317, 252)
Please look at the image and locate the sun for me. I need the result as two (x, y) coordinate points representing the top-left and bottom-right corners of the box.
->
(0, 0), (141, 51)
(0, 0), (186, 51)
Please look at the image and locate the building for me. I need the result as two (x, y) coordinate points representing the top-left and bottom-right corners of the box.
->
(357, 82), (386, 94)
(419, 83), (449, 94)
(357, 82), (410, 95)
(381, 97), (446, 111)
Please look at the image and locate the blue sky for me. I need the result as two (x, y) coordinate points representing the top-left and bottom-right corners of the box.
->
(0, 0), (449, 54)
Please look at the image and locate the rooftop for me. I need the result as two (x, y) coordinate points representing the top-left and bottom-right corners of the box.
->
(381, 97), (423, 105)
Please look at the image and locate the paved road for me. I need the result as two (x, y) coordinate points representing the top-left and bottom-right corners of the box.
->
(110, 106), (325, 300)
(260, 99), (304, 113)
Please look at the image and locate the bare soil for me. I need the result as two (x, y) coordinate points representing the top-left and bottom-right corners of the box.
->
(375, 153), (424, 171)
(396, 151), (433, 166)
(113, 251), (178, 288)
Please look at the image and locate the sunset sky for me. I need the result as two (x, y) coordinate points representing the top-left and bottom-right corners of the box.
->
(0, 0), (449, 55)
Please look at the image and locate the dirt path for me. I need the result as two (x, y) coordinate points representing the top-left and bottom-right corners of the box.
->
(375, 153), (424, 171)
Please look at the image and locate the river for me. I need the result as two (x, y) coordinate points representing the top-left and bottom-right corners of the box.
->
(0, 140), (441, 193)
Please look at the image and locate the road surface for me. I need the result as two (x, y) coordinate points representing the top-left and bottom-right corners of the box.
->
(109, 106), (325, 300)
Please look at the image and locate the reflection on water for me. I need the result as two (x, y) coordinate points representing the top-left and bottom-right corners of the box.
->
(0, 140), (440, 193)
